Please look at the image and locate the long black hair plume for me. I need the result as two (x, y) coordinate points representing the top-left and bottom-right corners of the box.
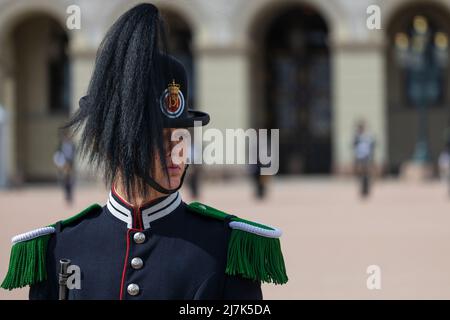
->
(62, 3), (171, 200)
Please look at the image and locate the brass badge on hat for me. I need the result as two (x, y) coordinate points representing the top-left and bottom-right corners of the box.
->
(159, 79), (185, 118)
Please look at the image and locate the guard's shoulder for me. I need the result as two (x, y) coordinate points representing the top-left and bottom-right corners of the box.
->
(187, 202), (288, 285)
(57, 203), (103, 230)
(1, 203), (102, 290)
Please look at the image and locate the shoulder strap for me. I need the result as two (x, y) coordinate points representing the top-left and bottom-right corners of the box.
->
(187, 202), (288, 285)
(1, 204), (102, 290)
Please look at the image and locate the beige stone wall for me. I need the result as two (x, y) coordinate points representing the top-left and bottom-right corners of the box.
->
(197, 51), (249, 131)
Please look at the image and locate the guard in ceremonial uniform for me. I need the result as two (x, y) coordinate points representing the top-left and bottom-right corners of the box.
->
(1, 3), (287, 300)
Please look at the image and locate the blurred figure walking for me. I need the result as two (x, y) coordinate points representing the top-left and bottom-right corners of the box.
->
(187, 165), (201, 199)
(353, 120), (375, 198)
(438, 121), (450, 196)
(53, 131), (76, 205)
(186, 137), (203, 199)
(252, 161), (267, 200)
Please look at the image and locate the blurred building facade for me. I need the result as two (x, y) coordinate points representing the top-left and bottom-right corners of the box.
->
(0, 0), (449, 183)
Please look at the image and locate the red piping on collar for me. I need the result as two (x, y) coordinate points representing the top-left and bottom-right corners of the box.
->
(111, 183), (164, 209)
(111, 184), (145, 230)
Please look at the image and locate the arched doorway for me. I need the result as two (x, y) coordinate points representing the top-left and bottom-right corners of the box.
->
(251, 4), (332, 175)
(386, 4), (450, 174)
(10, 13), (71, 182)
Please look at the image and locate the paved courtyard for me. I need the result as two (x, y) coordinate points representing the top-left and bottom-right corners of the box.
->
(1, 177), (450, 300)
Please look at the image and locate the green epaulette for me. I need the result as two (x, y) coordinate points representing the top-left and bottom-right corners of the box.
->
(188, 202), (288, 285)
(1, 204), (102, 290)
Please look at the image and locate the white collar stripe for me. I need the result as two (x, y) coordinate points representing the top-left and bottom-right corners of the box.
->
(142, 192), (178, 216)
(107, 201), (132, 228)
(106, 191), (181, 229)
(143, 193), (181, 229)
(144, 192), (179, 217)
(109, 192), (132, 215)
(109, 200), (129, 217)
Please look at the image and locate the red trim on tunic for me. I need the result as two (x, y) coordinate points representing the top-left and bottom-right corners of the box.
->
(119, 228), (139, 300)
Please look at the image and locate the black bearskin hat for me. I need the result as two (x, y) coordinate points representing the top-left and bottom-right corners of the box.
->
(62, 3), (209, 199)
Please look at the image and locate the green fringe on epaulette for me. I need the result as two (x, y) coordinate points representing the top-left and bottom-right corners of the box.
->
(1, 234), (51, 290)
(226, 229), (288, 285)
(188, 202), (288, 285)
(1, 204), (102, 290)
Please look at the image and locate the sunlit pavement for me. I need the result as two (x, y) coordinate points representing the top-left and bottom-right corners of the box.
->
(1, 177), (450, 300)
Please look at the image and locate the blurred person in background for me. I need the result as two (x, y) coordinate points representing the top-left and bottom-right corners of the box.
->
(251, 161), (268, 200)
(187, 162), (201, 199)
(250, 133), (270, 200)
(53, 130), (76, 205)
(438, 120), (450, 196)
(353, 120), (376, 198)
(186, 137), (202, 199)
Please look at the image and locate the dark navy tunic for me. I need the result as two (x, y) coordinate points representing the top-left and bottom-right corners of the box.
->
(29, 189), (262, 300)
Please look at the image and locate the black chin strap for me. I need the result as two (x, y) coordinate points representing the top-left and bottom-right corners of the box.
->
(142, 164), (189, 195)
